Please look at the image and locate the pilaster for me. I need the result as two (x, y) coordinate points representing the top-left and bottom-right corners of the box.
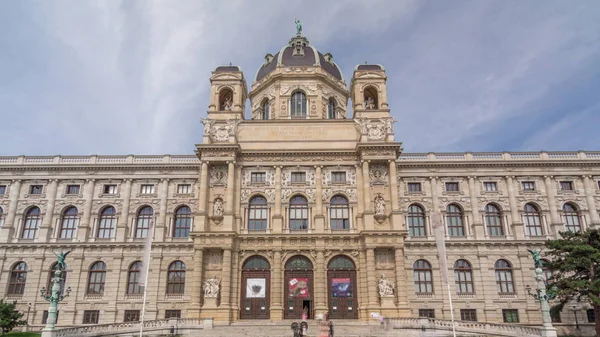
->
(506, 176), (524, 239)
(272, 166), (283, 233)
(155, 178), (169, 240)
(388, 160), (403, 230)
(189, 248), (204, 316)
(78, 179), (95, 242)
(543, 176), (562, 235)
(195, 162), (209, 232)
(219, 249), (233, 322)
(116, 179), (132, 241)
(394, 248), (409, 315)
(468, 176), (485, 239)
(38, 179), (58, 242)
(366, 248), (377, 308)
(583, 175), (600, 227)
(314, 166), (325, 231)
(271, 250), (283, 319)
(1, 179), (21, 242)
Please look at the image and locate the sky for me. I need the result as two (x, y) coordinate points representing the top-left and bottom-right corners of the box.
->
(1, 0), (599, 156)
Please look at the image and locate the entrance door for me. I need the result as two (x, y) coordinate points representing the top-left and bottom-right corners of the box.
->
(284, 256), (314, 319)
(240, 256), (271, 319)
(327, 256), (358, 319)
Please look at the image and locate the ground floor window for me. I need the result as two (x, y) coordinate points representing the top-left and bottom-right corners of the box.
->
(123, 310), (140, 322)
(165, 310), (181, 319)
(502, 309), (519, 323)
(587, 309), (596, 323)
(418, 309), (435, 318)
(460, 309), (477, 321)
(83, 310), (100, 324)
(42, 310), (59, 324)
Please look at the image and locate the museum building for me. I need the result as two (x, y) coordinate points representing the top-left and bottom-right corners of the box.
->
(0, 30), (599, 330)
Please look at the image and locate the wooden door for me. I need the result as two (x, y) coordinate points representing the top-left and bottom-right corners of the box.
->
(284, 270), (313, 319)
(327, 269), (358, 319)
(240, 270), (270, 319)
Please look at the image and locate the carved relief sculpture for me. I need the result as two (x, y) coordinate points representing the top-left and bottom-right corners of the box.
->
(378, 274), (394, 297)
(213, 198), (224, 217)
(374, 195), (386, 215)
(203, 275), (221, 298)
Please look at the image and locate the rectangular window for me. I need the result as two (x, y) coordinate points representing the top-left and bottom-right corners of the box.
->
(291, 172), (306, 183)
(445, 182), (459, 192)
(165, 310), (181, 319)
(331, 171), (346, 183)
(0, 185), (6, 195)
(42, 310), (59, 324)
(418, 309), (435, 319)
(408, 183), (422, 192)
(483, 182), (497, 192)
(460, 309), (477, 322)
(588, 309), (596, 323)
(29, 185), (43, 194)
(140, 184), (155, 194)
(502, 309), (519, 323)
(123, 310), (140, 322)
(66, 185), (80, 195)
(177, 184), (192, 194)
(251, 172), (266, 183)
(550, 311), (561, 323)
(560, 181), (573, 191)
(522, 181), (535, 191)
(103, 184), (117, 195)
(83, 310), (100, 324)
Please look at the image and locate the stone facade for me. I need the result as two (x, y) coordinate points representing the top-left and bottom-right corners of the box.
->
(0, 32), (599, 332)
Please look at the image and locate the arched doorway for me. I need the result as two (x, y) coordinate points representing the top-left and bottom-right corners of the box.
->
(327, 255), (358, 319)
(284, 255), (314, 319)
(240, 256), (270, 319)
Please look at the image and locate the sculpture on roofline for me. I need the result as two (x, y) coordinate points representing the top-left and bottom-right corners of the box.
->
(295, 18), (302, 35)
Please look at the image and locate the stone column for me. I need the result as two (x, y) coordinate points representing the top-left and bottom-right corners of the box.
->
(226, 162), (235, 213)
(78, 179), (95, 242)
(220, 249), (233, 314)
(189, 248), (204, 315)
(271, 251), (283, 319)
(394, 248), (409, 314)
(388, 160), (403, 230)
(355, 164), (364, 230)
(543, 176), (562, 236)
(116, 179), (132, 241)
(235, 165), (242, 230)
(362, 161), (372, 212)
(583, 175), (600, 227)
(468, 176), (485, 239)
(366, 248), (378, 307)
(506, 176), (524, 239)
(155, 179), (169, 240)
(315, 166), (325, 231)
(1, 179), (21, 242)
(315, 251), (327, 313)
(39, 179), (58, 241)
(196, 162), (209, 231)
(273, 166), (283, 233)
(430, 177), (439, 212)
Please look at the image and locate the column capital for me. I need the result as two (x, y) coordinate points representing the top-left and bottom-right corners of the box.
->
(428, 176), (438, 181)
(543, 175), (554, 180)
(123, 178), (133, 182)
(85, 178), (96, 183)
(505, 175), (516, 180)
(10, 179), (22, 183)
(160, 178), (170, 183)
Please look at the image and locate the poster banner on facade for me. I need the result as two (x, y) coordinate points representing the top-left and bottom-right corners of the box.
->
(288, 277), (309, 298)
(246, 278), (266, 298)
(331, 278), (352, 297)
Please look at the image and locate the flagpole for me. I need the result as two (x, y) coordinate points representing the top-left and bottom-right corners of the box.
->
(139, 220), (154, 337)
(431, 212), (456, 337)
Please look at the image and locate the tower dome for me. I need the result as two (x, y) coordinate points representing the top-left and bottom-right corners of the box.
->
(254, 33), (344, 83)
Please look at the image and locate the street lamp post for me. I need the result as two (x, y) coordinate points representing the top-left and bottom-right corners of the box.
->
(525, 249), (557, 337)
(40, 251), (71, 337)
(571, 305), (580, 330)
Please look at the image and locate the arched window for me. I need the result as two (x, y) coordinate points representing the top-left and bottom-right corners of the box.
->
(248, 196), (268, 231)
(329, 195), (349, 230)
(22, 206), (41, 239)
(135, 206), (153, 238)
(454, 260), (474, 294)
(97, 206), (116, 239)
(8, 262), (27, 295)
(166, 261), (186, 294)
(243, 256), (270, 270)
(413, 260), (433, 294)
(87, 261), (106, 295)
(173, 206), (191, 238)
(327, 98), (336, 119)
(285, 256), (313, 270)
(290, 91), (307, 118)
(47, 262), (67, 296)
(446, 204), (465, 237)
(364, 87), (378, 109)
(494, 259), (515, 294)
(563, 203), (581, 233)
(485, 204), (504, 237)
(261, 99), (270, 120)
(524, 203), (543, 236)
(327, 256), (355, 270)
(127, 261), (143, 295)
(408, 204), (426, 237)
(289, 195), (309, 230)
(59, 206), (78, 239)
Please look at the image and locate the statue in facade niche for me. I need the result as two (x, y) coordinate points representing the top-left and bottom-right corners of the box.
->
(374, 195), (386, 215)
(365, 96), (375, 110)
(213, 199), (224, 217)
(378, 274), (394, 297)
(222, 96), (232, 111)
(203, 275), (221, 298)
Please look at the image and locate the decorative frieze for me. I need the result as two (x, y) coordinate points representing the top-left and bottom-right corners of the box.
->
(209, 166), (228, 187)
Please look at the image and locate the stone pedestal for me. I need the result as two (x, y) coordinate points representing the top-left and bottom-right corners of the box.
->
(41, 329), (56, 337)
(380, 296), (396, 308)
(203, 297), (218, 309)
(541, 326), (557, 337)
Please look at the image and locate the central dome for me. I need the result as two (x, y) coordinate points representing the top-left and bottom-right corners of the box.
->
(254, 34), (344, 82)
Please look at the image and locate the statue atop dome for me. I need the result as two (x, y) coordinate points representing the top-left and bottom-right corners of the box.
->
(295, 18), (302, 36)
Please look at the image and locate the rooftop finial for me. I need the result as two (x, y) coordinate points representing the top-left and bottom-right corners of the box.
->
(294, 18), (302, 36)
